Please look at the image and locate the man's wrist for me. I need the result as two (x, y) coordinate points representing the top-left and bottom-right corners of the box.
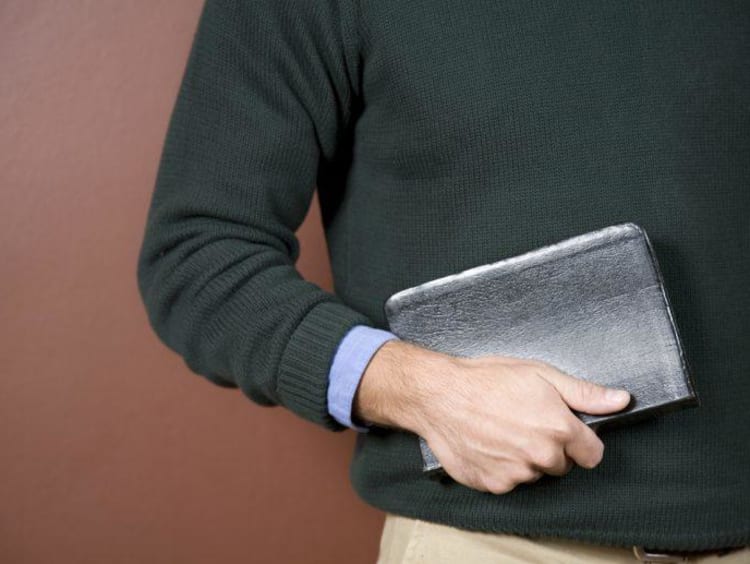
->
(353, 339), (454, 434)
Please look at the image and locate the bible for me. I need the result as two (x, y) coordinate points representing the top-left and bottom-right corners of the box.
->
(383, 222), (699, 478)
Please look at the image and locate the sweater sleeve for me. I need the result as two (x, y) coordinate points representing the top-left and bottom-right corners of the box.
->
(136, 0), (375, 432)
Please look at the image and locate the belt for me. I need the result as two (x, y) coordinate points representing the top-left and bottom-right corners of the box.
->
(632, 544), (748, 562)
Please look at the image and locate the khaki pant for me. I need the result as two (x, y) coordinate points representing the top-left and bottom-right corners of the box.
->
(376, 513), (750, 564)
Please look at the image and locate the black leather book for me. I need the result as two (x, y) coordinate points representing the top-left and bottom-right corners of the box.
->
(383, 222), (699, 478)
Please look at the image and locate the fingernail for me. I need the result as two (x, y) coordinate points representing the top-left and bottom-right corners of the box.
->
(606, 389), (630, 403)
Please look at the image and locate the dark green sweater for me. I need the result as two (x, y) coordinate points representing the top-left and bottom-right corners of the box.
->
(137, 0), (750, 551)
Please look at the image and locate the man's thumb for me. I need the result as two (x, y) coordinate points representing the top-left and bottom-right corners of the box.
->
(538, 369), (631, 415)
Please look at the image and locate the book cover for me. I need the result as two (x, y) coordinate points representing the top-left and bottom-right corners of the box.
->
(383, 222), (699, 476)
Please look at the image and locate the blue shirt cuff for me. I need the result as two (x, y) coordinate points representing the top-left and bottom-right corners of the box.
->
(327, 325), (399, 432)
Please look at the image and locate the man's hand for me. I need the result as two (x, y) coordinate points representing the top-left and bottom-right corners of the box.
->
(353, 340), (631, 494)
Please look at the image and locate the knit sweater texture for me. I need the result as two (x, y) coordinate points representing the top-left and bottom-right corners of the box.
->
(137, 0), (750, 551)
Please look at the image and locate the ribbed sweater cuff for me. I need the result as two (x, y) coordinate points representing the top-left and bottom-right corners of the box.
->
(277, 300), (374, 432)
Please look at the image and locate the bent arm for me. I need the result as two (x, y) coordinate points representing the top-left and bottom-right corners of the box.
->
(136, 0), (373, 431)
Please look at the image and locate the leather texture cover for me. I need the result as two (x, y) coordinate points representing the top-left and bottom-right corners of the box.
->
(383, 222), (699, 477)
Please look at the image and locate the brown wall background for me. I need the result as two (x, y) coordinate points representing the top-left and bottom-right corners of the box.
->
(0, 2), (384, 562)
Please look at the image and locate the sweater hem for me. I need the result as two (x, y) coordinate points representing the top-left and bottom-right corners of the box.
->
(352, 490), (750, 552)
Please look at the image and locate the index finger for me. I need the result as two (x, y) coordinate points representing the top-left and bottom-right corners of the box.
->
(562, 416), (605, 470)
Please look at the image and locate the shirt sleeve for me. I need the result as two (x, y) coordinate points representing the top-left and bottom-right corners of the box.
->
(136, 0), (376, 432)
(328, 325), (400, 432)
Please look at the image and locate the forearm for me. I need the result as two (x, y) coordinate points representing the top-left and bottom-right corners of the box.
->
(136, 0), (375, 432)
(352, 339), (458, 434)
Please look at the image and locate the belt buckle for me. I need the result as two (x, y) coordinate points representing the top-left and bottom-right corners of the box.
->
(632, 546), (688, 563)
